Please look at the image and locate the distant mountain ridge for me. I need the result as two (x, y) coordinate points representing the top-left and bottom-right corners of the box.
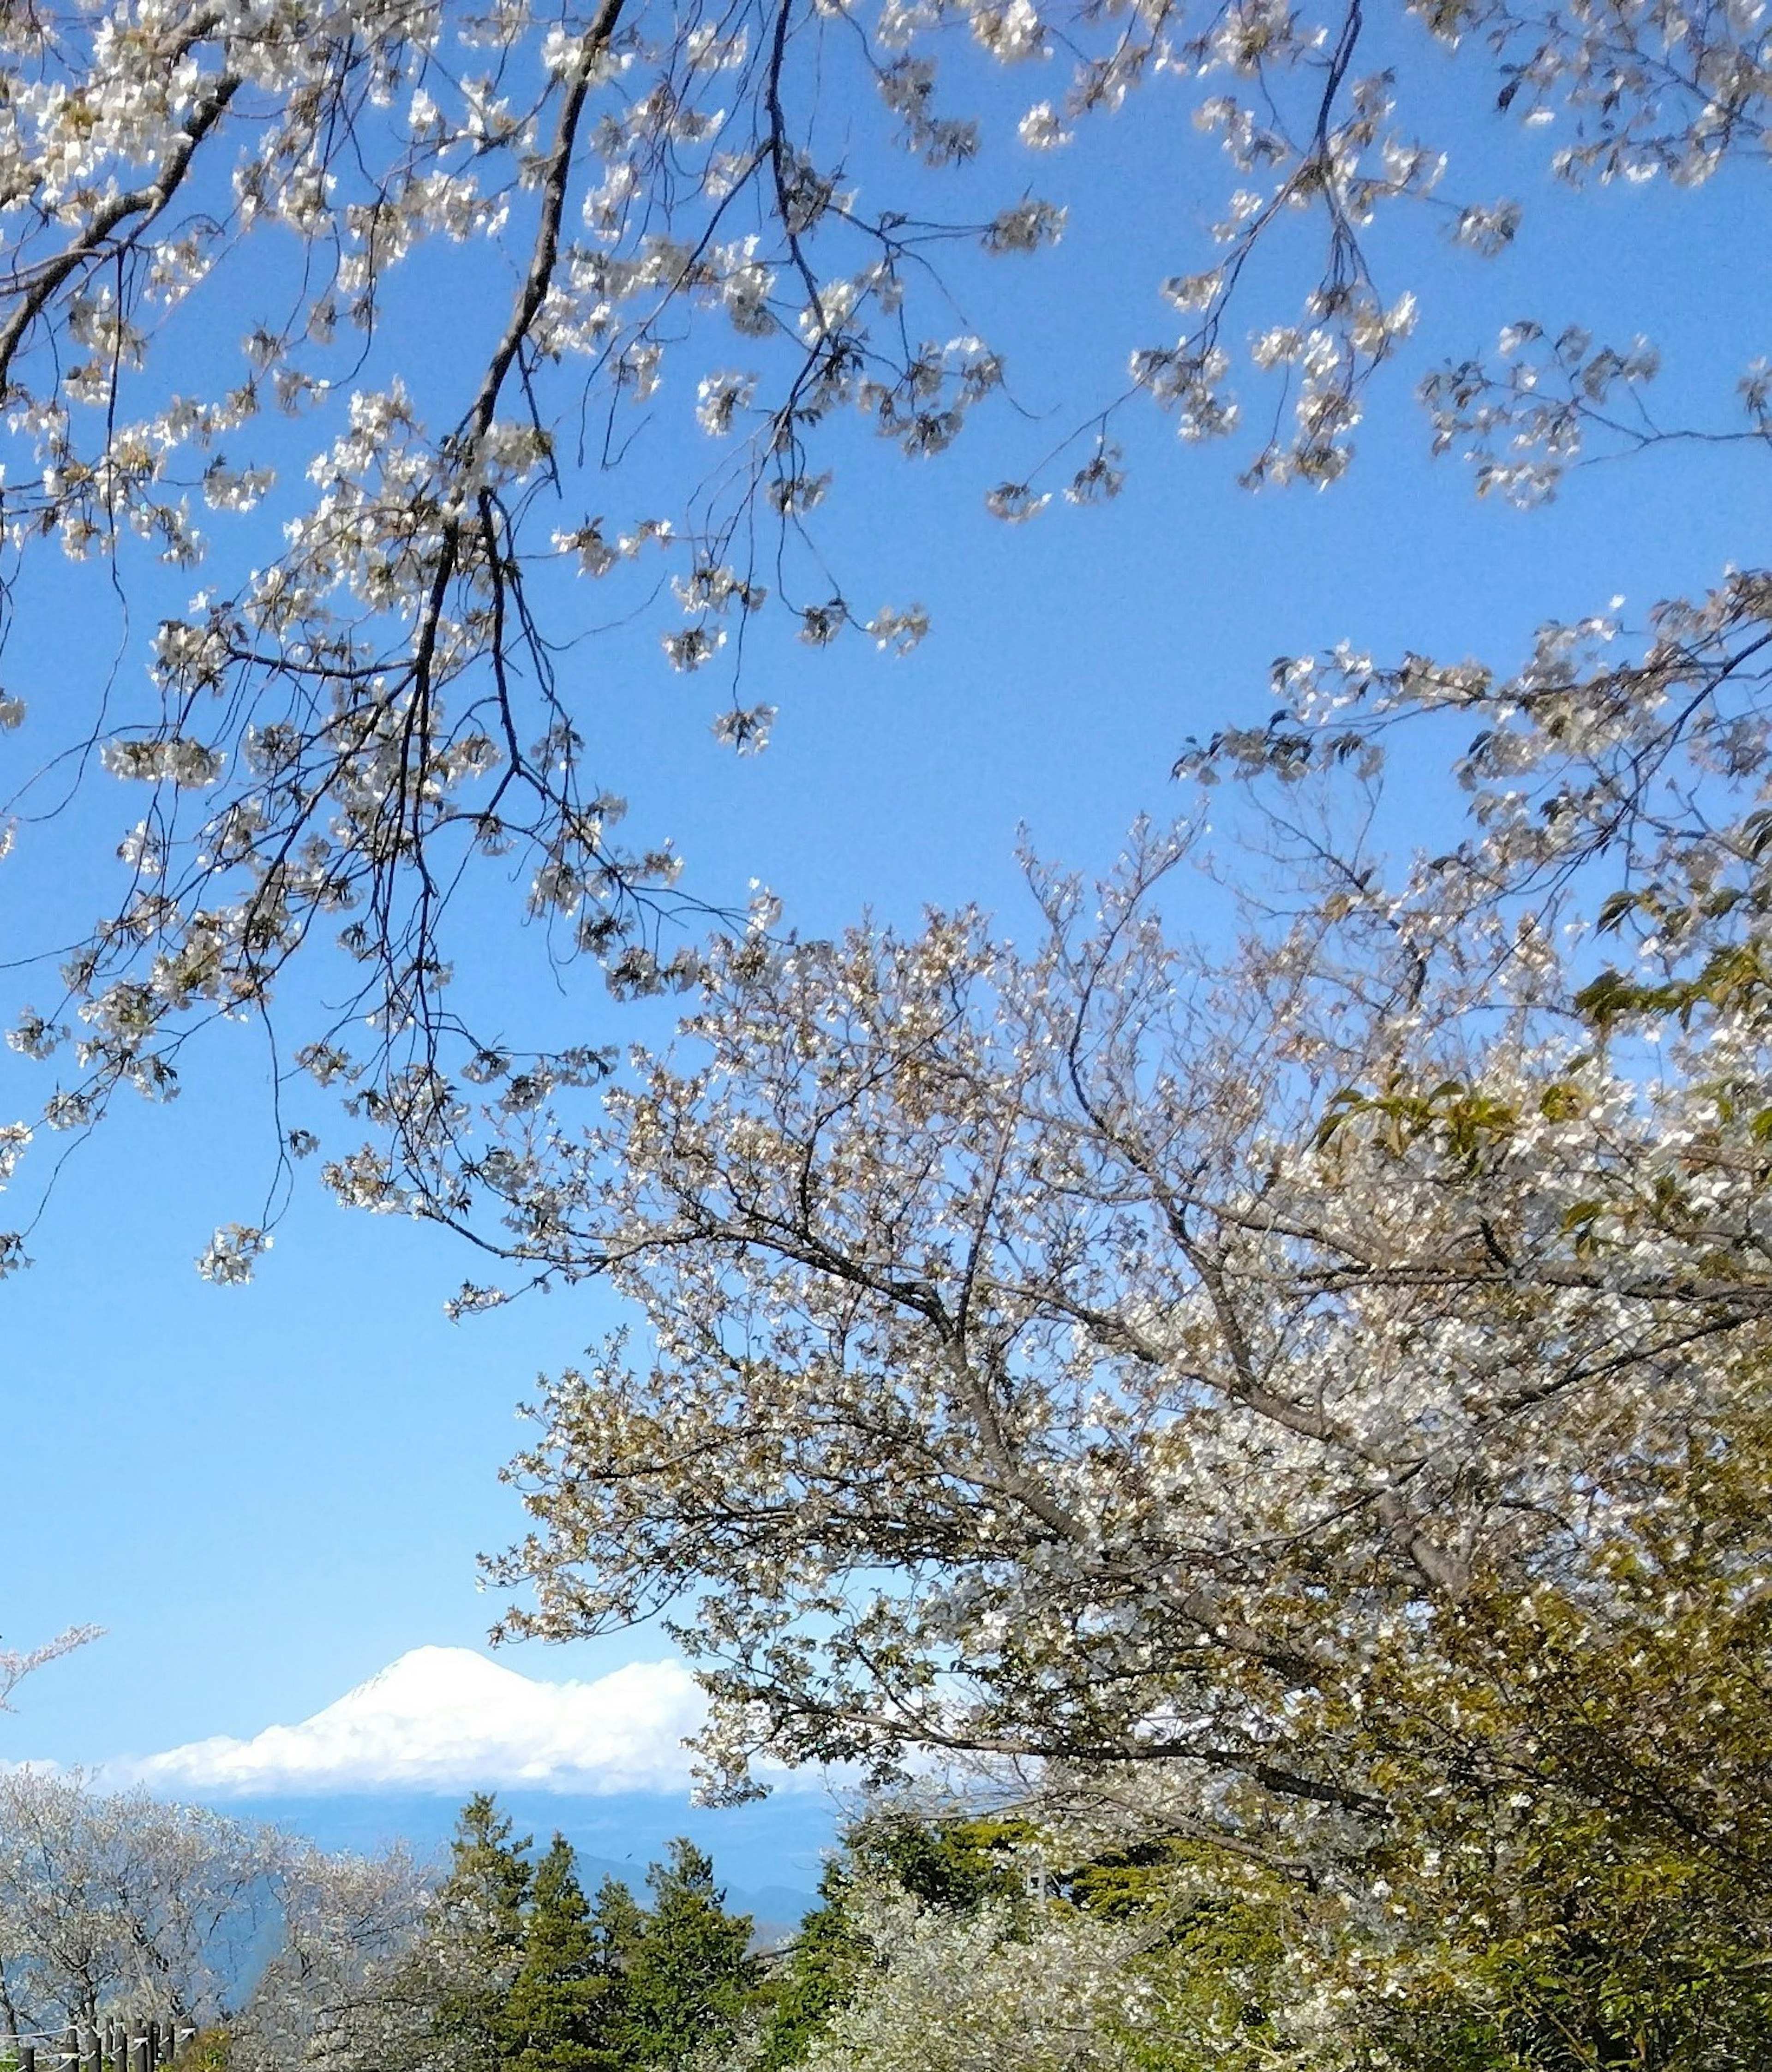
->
(218, 1788), (825, 1940)
(109, 1644), (834, 1933)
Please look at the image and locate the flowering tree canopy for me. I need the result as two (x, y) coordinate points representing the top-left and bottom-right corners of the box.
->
(2, 0), (1771, 1264)
(6, 8), (1772, 2041)
(487, 768), (1772, 1806)
(0, 1767), (421, 2042)
(468, 552), (1772, 2061)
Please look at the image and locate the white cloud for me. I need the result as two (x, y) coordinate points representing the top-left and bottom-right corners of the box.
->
(115, 1647), (713, 1797)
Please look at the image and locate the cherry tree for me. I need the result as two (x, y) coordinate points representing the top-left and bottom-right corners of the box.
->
(0, 1768), (429, 2065)
(792, 1884), (1155, 2072)
(0, 1625), (100, 1713)
(0, 1770), (282, 2037)
(485, 792), (1766, 1755)
(469, 613), (1772, 2051)
(0, 0), (1769, 1265)
(229, 1841), (431, 2072)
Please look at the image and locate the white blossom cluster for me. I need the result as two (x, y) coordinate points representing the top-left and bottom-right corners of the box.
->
(475, 700), (1772, 1856)
(3, 0), (1767, 1246)
(0, 1768), (424, 2043)
(797, 1886), (1152, 2072)
(1420, 320), (1673, 505)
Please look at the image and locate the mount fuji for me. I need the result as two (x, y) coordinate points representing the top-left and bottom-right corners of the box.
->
(108, 1646), (834, 1910)
(127, 1645), (709, 1797)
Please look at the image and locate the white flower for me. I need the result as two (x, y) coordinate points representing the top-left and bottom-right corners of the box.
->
(972, 0), (1045, 62)
(983, 200), (1066, 253)
(197, 1223), (272, 1286)
(695, 372), (755, 435)
(985, 481), (1049, 521)
(1018, 102), (1071, 149)
(711, 703), (778, 753)
(662, 625), (726, 671)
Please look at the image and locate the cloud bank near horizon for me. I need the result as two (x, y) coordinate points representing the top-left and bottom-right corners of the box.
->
(110, 1646), (718, 1797)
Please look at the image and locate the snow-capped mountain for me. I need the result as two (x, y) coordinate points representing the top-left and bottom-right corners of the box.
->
(90, 1646), (835, 1910)
(124, 1644), (707, 1796)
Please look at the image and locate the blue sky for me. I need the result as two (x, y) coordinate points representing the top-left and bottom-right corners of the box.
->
(2, 17), (1770, 1874)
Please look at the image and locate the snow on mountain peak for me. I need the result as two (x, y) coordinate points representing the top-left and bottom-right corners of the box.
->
(311, 1646), (539, 1723)
(119, 1647), (709, 1797)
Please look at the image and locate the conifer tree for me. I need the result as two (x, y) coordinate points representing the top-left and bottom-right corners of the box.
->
(442, 1797), (534, 1949)
(429, 1795), (533, 2072)
(755, 1869), (859, 2072)
(621, 1840), (760, 2072)
(500, 1836), (614, 2072)
(585, 1875), (647, 1983)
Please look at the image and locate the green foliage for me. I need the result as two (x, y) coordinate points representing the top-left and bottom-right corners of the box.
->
(759, 1797), (1761, 2072)
(499, 1837), (619, 2072)
(408, 1759), (1772, 2072)
(431, 1794), (536, 2069)
(618, 1839), (760, 2072)
(401, 1804), (763, 2072)
(443, 1794), (536, 1950)
(1095, 1869), (1295, 2072)
(585, 1875), (647, 1984)
(174, 2036), (232, 2072)
(1327, 1394), (1772, 2071)
(838, 1814), (1030, 1916)
(755, 1894), (861, 2072)
(1064, 1838), (1194, 1920)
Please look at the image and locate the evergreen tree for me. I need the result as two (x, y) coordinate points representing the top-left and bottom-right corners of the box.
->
(441, 1795), (535, 1950)
(621, 1840), (760, 2071)
(586, 1875), (647, 1982)
(430, 1795), (534, 2072)
(842, 1813), (1029, 1915)
(754, 1869), (859, 2072)
(500, 1836), (616, 2072)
